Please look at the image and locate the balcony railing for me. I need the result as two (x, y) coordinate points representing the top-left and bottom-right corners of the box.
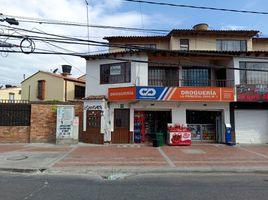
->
(148, 79), (234, 88)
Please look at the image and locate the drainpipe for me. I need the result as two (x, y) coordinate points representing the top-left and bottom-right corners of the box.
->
(65, 80), (67, 101)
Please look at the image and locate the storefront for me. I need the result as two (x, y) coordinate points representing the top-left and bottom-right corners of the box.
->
(134, 110), (171, 143)
(108, 86), (234, 144)
(231, 85), (268, 144)
(186, 110), (223, 142)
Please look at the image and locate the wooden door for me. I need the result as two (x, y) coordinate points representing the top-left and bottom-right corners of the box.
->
(82, 110), (104, 144)
(112, 109), (130, 144)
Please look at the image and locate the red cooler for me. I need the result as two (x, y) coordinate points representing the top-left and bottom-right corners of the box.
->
(168, 124), (191, 146)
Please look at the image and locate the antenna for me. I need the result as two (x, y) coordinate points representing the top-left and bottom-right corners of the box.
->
(53, 68), (58, 73)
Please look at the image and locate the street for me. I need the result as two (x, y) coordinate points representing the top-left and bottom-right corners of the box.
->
(0, 173), (268, 200)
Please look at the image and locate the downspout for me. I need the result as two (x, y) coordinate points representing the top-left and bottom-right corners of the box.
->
(65, 80), (67, 101)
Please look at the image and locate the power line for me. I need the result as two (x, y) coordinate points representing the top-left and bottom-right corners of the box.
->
(1, 13), (169, 34)
(124, 0), (268, 15)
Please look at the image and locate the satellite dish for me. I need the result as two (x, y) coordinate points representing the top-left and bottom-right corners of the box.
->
(53, 68), (58, 73)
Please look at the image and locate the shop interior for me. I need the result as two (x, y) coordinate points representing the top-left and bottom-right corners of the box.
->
(134, 111), (172, 144)
(186, 110), (223, 142)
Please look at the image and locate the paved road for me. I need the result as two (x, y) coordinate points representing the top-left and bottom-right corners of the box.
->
(1, 173), (268, 200)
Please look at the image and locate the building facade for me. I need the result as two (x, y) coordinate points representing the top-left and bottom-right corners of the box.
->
(0, 86), (21, 101)
(21, 70), (85, 102)
(83, 24), (268, 144)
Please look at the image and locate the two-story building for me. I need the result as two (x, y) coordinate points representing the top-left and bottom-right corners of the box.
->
(21, 65), (85, 102)
(82, 23), (268, 144)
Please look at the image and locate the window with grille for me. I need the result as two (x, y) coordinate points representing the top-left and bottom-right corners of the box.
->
(148, 67), (179, 86)
(182, 68), (211, 86)
(100, 62), (131, 84)
(240, 62), (268, 84)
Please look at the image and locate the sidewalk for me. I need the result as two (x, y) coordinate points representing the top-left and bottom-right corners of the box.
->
(0, 143), (267, 175)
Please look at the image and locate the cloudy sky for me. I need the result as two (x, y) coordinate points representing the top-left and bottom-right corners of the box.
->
(1, 0), (268, 86)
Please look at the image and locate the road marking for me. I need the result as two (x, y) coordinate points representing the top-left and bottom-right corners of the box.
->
(158, 147), (176, 168)
(238, 147), (268, 159)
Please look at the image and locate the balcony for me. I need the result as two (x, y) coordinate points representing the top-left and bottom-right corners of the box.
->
(148, 79), (234, 88)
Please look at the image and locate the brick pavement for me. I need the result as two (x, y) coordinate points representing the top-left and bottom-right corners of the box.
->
(0, 143), (267, 173)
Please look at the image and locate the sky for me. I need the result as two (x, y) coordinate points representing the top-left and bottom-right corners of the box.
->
(1, 0), (268, 86)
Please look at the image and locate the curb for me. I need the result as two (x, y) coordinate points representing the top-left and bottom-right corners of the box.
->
(0, 168), (47, 174)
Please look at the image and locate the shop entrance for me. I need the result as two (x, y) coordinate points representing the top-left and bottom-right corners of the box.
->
(134, 111), (172, 144)
(186, 110), (223, 142)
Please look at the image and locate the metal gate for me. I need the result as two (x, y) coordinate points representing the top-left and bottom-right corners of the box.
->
(82, 110), (104, 144)
(112, 109), (130, 144)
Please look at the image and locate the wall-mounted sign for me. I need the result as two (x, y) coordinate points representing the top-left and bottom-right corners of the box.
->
(56, 106), (74, 138)
(136, 86), (234, 102)
(108, 87), (136, 101)
(110, 65), (121, 75)
(237, 84), (268, 101)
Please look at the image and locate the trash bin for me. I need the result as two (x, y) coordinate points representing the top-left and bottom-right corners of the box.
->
(156, 132), (164, 146)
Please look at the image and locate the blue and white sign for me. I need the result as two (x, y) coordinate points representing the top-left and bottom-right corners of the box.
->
(136, 86), (173, 100)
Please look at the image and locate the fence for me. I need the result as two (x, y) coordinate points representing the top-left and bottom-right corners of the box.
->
(0, 103), (31, 126)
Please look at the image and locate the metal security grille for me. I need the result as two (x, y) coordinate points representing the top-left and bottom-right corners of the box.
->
(0, 103), (31, 126)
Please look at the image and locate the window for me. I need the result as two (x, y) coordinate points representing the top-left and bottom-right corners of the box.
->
(8, 93), (15, 100)
(216, 40), (247, 51)
(37, 80), (45, 100)
(180, 39), (189, 50)
(182, 68), (211, 86)
(148, 67), (179, 86)
(74, 85), (85, 99)
(240, 62), (268, 84)
(125, 44), (156, 50)
(100, 62), (131, 84)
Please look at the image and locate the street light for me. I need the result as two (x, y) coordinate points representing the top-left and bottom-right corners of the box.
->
(4, 17), (19, 25)
(0, 14), (19, 25)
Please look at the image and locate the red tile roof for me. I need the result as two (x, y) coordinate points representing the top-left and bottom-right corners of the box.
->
(21, 71), (85, 84)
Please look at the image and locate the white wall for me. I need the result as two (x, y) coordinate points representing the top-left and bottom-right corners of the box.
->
(86, 54), (148, 97)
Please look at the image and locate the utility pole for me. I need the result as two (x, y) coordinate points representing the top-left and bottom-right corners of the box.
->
(84, 0), (90, 54)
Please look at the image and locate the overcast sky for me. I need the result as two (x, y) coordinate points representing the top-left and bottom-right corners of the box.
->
(1, 0), (268, 86)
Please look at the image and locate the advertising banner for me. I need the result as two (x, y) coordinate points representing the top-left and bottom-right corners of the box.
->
(108, 87), (136, 101)
(237, 84), (268, 101)
(136, 86), (234, 101)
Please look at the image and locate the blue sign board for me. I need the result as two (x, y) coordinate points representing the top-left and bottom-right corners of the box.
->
(136, 86), (171, 100)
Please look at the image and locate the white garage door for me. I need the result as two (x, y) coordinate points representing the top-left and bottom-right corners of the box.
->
(235, 110), (268, 144)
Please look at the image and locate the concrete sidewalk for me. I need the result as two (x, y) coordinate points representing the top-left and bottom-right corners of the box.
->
(0, 143), (267, 175)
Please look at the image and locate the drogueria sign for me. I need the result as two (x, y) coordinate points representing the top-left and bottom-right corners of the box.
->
(108, 86), (234, 102)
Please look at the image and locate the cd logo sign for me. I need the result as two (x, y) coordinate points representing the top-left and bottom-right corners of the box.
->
(139, 88), (156, 96)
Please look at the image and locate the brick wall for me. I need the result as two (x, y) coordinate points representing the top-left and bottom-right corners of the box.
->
(0, 126), (30, 143)
(30, 102), (84, 143)
(30, 104), (57, 143)
(0, 102), (84, 143)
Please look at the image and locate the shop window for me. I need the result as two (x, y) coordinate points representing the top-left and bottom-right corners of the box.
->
(74, 85), (85, 99)
(240, 62), (268, 84)
(37, 80), (45, 100)
(148, 67), (179, 86)
(216, 40), (247, 51)
(182, 67), (211, 86)
(180, 39), (189, 50)
(100, 62), (131, 84)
